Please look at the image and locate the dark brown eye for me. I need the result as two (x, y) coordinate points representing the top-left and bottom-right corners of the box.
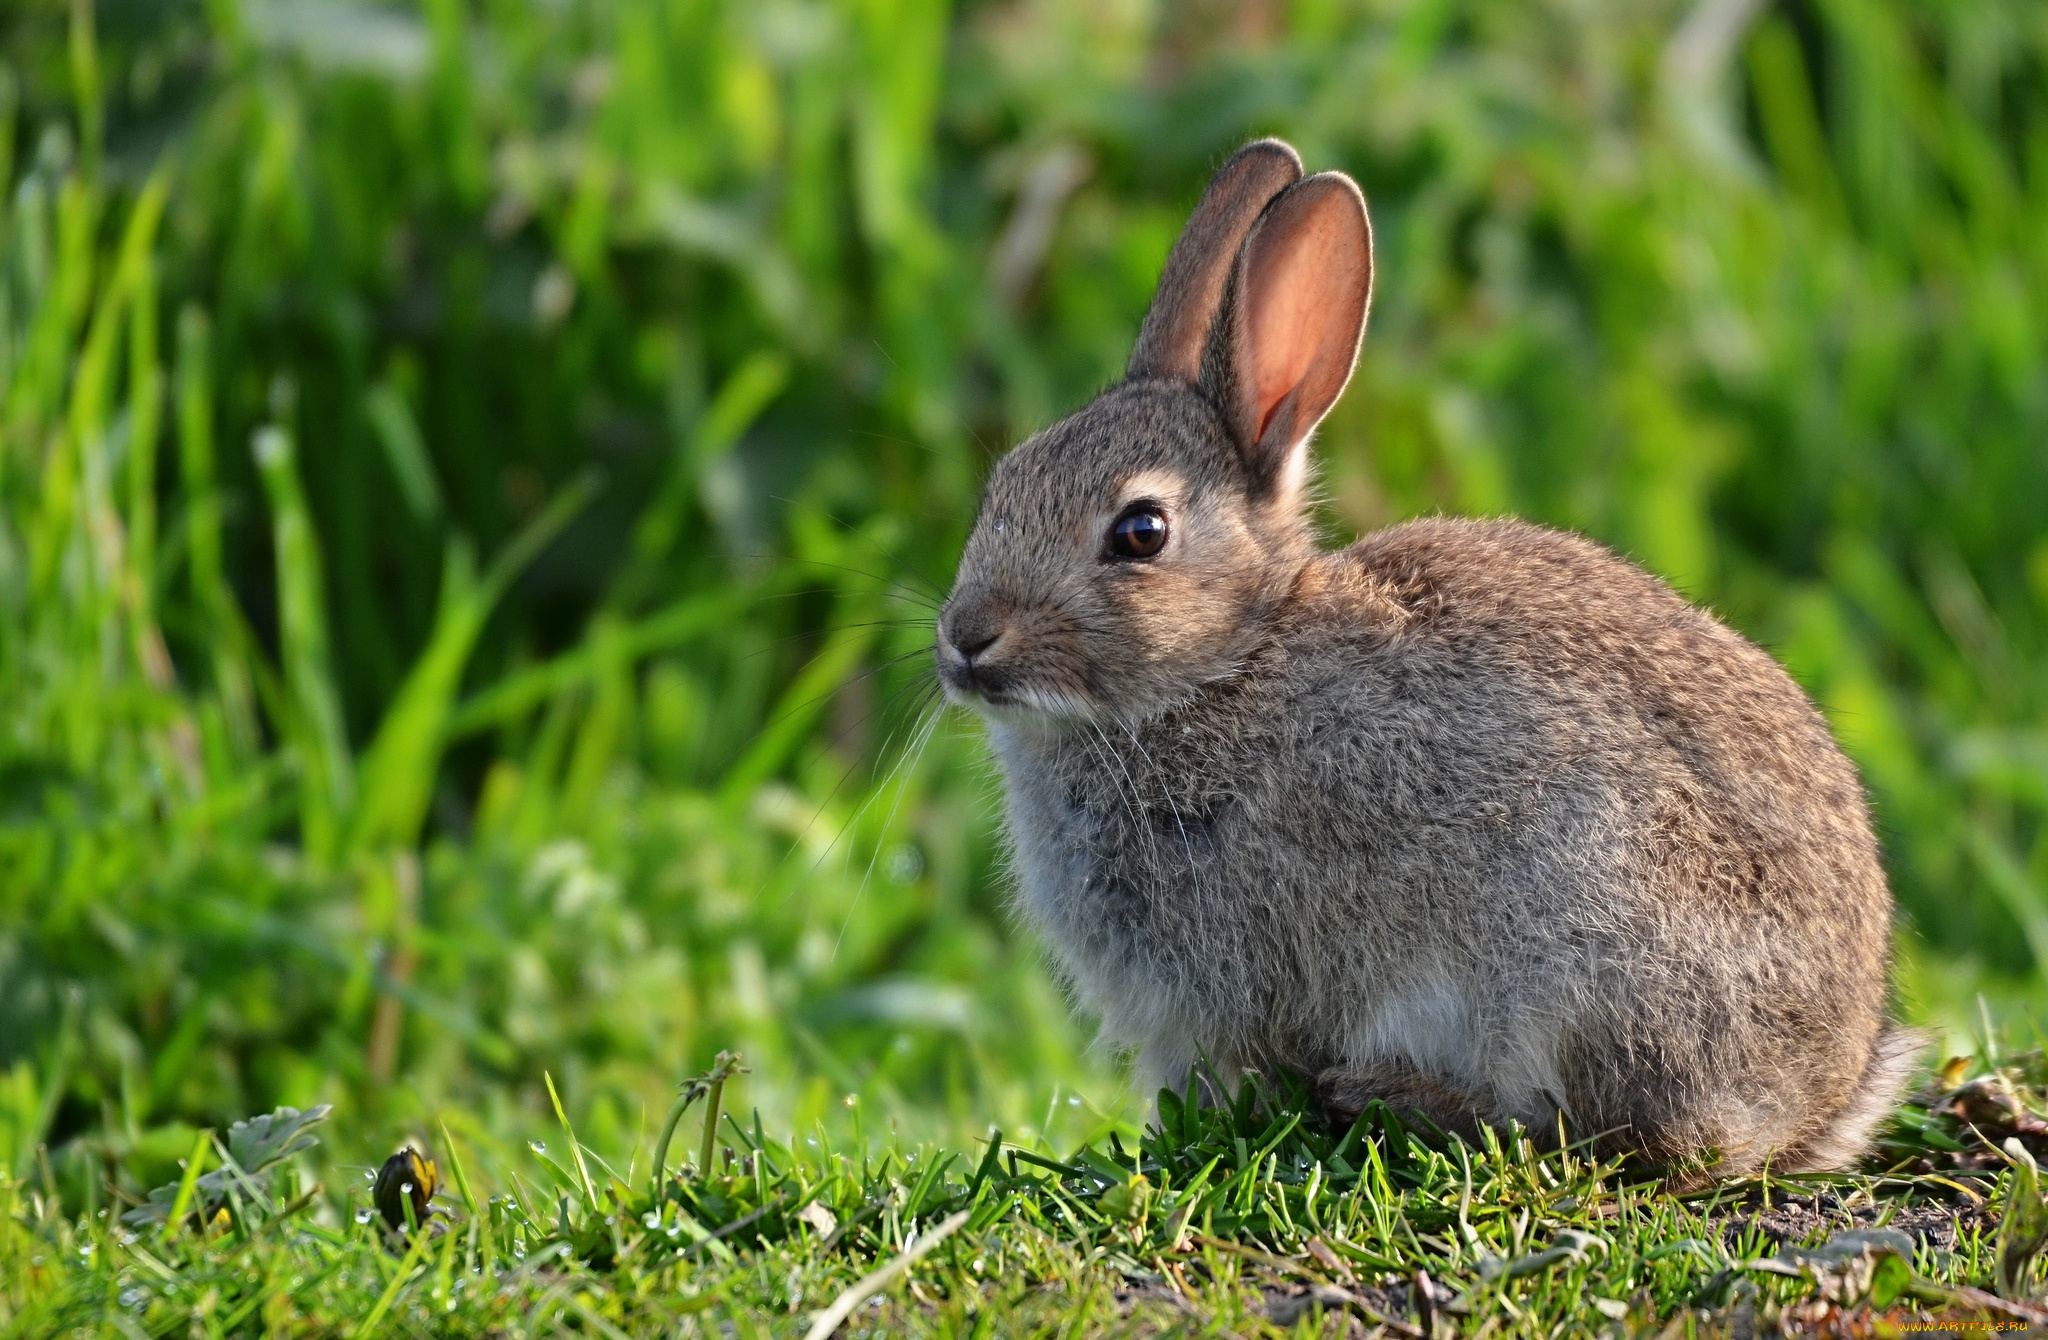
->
(1109, 507), (1168, 560)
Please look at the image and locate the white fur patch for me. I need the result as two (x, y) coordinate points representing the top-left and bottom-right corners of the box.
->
(1347, 981), (1567, 1127)
(1113, 469), (1188, 513)
(1276, 438), (1310, 509)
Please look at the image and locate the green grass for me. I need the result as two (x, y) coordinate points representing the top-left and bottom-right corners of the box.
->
(3, 0), (2048, 1332)
(8, 1049), (2048, 1336)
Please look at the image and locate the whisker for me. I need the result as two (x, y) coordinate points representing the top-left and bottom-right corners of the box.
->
(711, 553), (945, 612)
(800, 505), (953, 605)
(791, 653), (942, 773)
(1087, 719), (1169, 899)
(833, 693), (946, 961)
(697, 645), (936, 788)
(766, 668), (944, 876)
(743, 587), (940, 617)
(1121, 716), (1204, 894)
(735, 624), (938, 665)
(825, 682), (931, 890)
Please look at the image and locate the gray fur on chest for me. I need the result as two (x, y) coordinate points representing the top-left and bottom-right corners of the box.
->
(987, 659), (1610, 1111)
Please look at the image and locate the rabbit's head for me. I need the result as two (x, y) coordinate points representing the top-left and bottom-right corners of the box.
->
(938, 140), (1373, 725)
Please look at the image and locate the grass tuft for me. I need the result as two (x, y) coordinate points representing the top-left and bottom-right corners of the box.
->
(10, 1048), (2048, 1334)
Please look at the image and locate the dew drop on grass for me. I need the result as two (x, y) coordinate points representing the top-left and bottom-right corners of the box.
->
(530, 1141), (547, 1154)
(644, 1211), (661, 1229)
(355, 1209), (374, 1224)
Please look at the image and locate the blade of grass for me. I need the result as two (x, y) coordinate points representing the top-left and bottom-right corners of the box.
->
(175, 304), (259, 754)
(716, 618), (876, 811)
(363, 381), (442, 525)
(442, 582), (757, 741)
(348, 469), (597, 853)
(253, 420), (353, 861)
(544, 1072), (598, 1208)
(347, 1210), (436, 1340)
(159, 1127), (213, 1244)
(629, 348), (789, 571)
(123, 225), (170, 685)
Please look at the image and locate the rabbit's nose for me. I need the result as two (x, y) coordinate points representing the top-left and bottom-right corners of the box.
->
(953, 629), (1003, 663)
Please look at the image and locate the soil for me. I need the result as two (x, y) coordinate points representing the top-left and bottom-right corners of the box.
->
(1714, 1187), (1994, 1257)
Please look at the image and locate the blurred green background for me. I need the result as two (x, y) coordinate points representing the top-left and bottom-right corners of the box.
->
(2, 0), (2043, 1203)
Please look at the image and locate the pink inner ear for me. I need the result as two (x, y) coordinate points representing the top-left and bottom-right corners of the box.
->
(1243, 185), (1370, 449)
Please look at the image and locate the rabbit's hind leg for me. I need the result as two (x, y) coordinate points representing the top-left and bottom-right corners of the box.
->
(1315, 1057), (1488, 1145)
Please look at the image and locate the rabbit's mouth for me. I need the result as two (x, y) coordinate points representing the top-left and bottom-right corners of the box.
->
(936, 590), (1109, 723)
(935, 643), (1031, 713)
(952, 685), (1102, 728)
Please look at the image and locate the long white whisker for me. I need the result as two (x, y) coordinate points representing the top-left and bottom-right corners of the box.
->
(1088, 719), (1167, 897)
(821, 685), (931, 918)
(818, 676), (943, 875)
(1121, 716), (1202, 895)
(834, 694), (945, 962)
(772, 671), (943, 894)
(819, 686), (924, 887)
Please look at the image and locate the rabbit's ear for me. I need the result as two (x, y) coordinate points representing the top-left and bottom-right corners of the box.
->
(1201, 172), (1371, 502)
(1127, 140), (1303, 385)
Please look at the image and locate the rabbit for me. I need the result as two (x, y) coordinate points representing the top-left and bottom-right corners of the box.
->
(934, 138), (1921, 1177)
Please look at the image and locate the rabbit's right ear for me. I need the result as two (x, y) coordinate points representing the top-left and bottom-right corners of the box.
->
(1127, 140), (1303, 385)
(1198, 172), (1370, 504)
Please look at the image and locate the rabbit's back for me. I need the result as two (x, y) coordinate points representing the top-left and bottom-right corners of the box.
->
(1329, 515), (1886, 938)
(999, 516), (1898, 1171)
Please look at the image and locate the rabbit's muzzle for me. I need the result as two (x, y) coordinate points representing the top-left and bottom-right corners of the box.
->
(936, 592), (1095, 718)
(935, 626), (1008, 701)
(935, 591), (1018, 703)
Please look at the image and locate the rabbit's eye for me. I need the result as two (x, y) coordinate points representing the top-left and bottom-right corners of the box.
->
(1108, 507), (1168, 560)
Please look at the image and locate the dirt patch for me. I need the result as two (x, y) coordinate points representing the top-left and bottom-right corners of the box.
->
(1715, 1188), (1993, 1257)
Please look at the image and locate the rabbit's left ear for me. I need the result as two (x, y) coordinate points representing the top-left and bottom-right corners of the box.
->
(1128, 140), (1303, 385)
(1200, 172), (1371, 504)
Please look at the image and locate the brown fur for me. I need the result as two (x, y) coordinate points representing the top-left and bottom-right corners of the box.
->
(935, 140), (1918, 1176)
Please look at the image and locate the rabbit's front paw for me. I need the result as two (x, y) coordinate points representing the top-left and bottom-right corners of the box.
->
(1316, 1058), (1488, 1145)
